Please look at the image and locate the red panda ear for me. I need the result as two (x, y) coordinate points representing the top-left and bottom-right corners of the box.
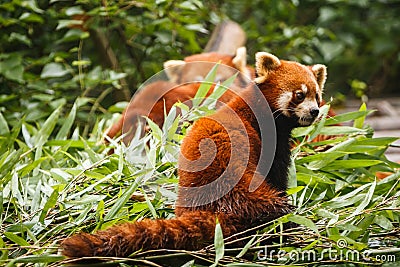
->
(311, 64), (327, 92)
(164, 60), (186, 83)
(254, 52), (281, 83)
(233, 47), (247, 72)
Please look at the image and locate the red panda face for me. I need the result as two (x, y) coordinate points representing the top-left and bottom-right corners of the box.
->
(254, 52), (327, 126)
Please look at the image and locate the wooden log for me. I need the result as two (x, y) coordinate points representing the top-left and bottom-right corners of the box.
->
(204, 20), (246, 54)
(375, 100), (398, 117)
(366, 116), (400, 131)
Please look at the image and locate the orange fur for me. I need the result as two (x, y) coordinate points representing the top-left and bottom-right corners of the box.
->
(62, 52), (327, 257)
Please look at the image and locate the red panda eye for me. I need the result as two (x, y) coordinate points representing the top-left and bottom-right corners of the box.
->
(295, 92), (305, 101)
(316, 96), (320, 106)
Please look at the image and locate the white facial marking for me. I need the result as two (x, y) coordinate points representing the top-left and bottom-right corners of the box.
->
(313, 80), (319, 91)
(277, 91), (292, 116)
(301, 84), (308, 94)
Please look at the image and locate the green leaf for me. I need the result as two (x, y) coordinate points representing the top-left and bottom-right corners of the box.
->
(301, 137), (357, 170)
(0, 112), (9, 135)
(60, 29), (90, 43)
(8, 32), (32, 46)
(4, 232), (30, 247)
(291, 124), (314, 138)
(39, 188), (59, 223)
(296, 172), (334, 185)
(104, 172), (143, 220)
(142, 190), (158, 219)
(374, 214), (393, 230)
(355, 137), (398, 147)
(203, 73), (237, 107)
(319, 126), (368, 136)
(40, 63), (69, 78)
(146, 117), (163, 141)
(19, 12), (44, 23)
(185, 23), (209, 34)
(324, 182), (375, 210)
(65, 6), (84, 16)
(353, 102), (367, 129)
(0, 54), (24, 82)
(236, 235), (257, 258)
(55, 102), (77, 140)
(212, 218), (225, 266)
(20, 0), (44, 13)
(67, 195), (106, 205)
(350, 181), (376, 217)
(35, 105), (63, 144)
(309, 104), (330, 140)
(226, 264), (265, 267)
(347, 215), (375, 240)
(45, 140), (95, 148)
(316, 209), (339, 225)
(322, 159), (382, 171)
(325, 109), (373, 126)
(288, 214), (319, 234)
(286, 186), (304, 196)
(192, 63), (219, 107)
(56, 19), (83, 30)
(0, 150), (22, 182)
(298, 151), (347, 170)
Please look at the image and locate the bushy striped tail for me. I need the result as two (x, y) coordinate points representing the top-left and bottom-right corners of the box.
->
(61, 211), (221, 257)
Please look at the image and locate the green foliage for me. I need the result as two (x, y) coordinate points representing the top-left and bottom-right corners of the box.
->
(0, 0), (216, 135)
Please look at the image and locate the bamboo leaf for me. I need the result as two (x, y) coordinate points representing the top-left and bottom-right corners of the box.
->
(325, 109), (373, 126)
(322, 159), (382, 171)
(0, 112), (9, 135)
(316, 209), (339, 225)
(104, 172), (144, 220)
(374, 214), (393, 230)
(288, 214), (319, 234)
(350, 181), (376, 217)
(236, 235), (256, 258)
(212, 218), (225, 267)
(347, 215), (375, 240)
(142, 190), (158, 218)
(4, 232), (30, 247)
(55, 101), (77, 140)
(192, 63), (219, 107)
(353, 102), (367, 129)
(33, 105), (63, 145)
(309, 104), (330, 140)
(319, 126), (368, 135)
(39, 188), (59, 223)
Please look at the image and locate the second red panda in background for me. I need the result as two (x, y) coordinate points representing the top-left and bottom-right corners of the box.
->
(105, 47), (254, 144)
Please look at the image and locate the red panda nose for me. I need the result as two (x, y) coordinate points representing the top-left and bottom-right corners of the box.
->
(310, 108), (319, 118)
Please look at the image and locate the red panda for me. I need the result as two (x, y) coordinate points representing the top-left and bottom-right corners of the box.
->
(62, 52), (327, 257)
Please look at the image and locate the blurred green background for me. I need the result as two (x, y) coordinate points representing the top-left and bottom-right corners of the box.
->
(1, 0), (399, 133)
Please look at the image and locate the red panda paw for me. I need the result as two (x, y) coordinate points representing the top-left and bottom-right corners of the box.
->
(61, 233), (108, 258)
